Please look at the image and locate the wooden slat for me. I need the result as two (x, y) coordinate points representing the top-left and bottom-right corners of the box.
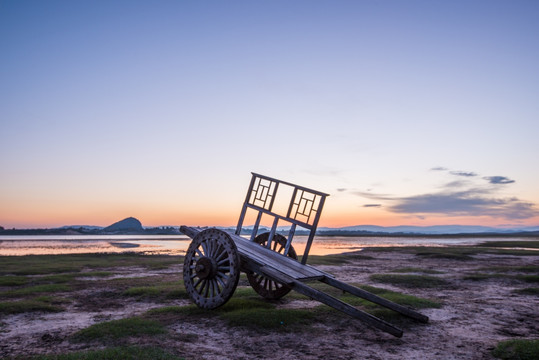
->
(322, 277), (429, 323)
(258, 265), (295, 285)
(290, 279), (403, 338)
(232, 235), (326, 280)
(179, 226), (328, 281)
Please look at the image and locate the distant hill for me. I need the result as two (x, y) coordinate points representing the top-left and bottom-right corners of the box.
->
(103, 217), (143, 233)
(1, 219), (537, 237)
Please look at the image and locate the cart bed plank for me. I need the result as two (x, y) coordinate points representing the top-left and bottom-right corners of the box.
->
(180, 226), (329, 281)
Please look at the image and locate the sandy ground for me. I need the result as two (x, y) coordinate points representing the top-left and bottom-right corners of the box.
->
(1, 249), (538, 359)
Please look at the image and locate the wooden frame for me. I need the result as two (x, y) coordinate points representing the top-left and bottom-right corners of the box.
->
(180, 173), (429, 338)
(235, 173), (329, 264)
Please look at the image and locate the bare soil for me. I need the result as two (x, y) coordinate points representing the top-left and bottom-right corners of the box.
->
(1, 250), (538, 359)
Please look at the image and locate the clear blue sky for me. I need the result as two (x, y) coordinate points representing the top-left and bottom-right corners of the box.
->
(1, 0), (538, 228)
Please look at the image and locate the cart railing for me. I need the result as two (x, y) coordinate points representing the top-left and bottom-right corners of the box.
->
(235, 173), (329, 264)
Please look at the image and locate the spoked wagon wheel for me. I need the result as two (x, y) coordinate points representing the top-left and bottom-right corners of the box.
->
(247, 232), (298, 300)
(183, 229), (240, 309)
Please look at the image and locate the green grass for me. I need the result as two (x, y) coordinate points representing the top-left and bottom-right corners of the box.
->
(370, 274), (449, 288)
(513, 287), (539, 296)
(304, 254), (349, 265)
(0, 298), (63, 314)
(26, 346), (183, 360)
(222, 307), (316, 330)
(478, 266), (539, 274)
(0, 253), (182, 276)
(304, 252), (373, 266)
(77, 271), (115, 277)
(1, 284), (71, 298)
(492, 339), (539, 360)
(463, 273), (539, 283)
(72, 317), (167, 342)
(478, 240), (539, 249)
(390, 267), (444, 274)
(123, 281), (187, 299)
(0, 275), (29, 286)
(357, 285), (442, 309)
(369, 245), (539, 257)
(147, 297), (317, 331)
(517, 275), (539, 283)
(414, 250), (475, 260)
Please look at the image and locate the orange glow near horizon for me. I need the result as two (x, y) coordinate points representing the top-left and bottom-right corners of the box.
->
(3, 205), (539, 229)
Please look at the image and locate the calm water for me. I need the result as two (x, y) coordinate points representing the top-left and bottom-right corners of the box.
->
(0, 234), (536, 256)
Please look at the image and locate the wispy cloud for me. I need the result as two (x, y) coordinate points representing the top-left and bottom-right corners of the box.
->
(363, 204), (382, 208)
(389, 191), (536, 219)
(430, 166), (447, 171)
(450, 170), (477, 177)
(354, 167), (537, 220)
(484, 176), (515, 185)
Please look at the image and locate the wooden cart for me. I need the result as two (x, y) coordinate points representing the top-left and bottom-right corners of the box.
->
(180, 173), (428, 337)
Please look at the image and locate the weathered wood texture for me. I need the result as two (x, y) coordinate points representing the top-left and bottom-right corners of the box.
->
(180, 225), (428, 338)
(322, 277), (429, 323)
(180, 226), (328, 281)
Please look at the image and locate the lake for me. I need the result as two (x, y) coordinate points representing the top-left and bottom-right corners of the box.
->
(1, 234), (536, 256)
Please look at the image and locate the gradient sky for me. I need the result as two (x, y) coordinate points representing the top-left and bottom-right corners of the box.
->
(1, 0), (538, 229)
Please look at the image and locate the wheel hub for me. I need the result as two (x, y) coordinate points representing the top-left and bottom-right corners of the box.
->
(195, 256), (217, 280)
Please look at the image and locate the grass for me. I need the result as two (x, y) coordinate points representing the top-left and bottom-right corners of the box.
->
(305, 252), (373, 266)
(463, 273), (539, 283)
(0, 253), (183, 276)
(357, 284), (442, 309)
(390, 267), (444, 274)
(414, 250), (475, 260)
(0, 297), (64, 314)
(1, 284), (71, 298)
(0, 275), (29, 286)
(492, 339), (539, 360)
(304, 254), (349, 265)
(222, 307), (316, 329)
(478, 266), (539, 274)
(26, 346), (183, 360)
(517, 275), (539, 283)
(463, 265), (539, 283)
(72, 316), (167, 342)
(123, 281), (187, 299)
(370, 274), (449, 288)
(478, 240), (539, 249)
(369, 245), (539, 257)
(147, 297), (318, 331)
(513, 287), (539, 296)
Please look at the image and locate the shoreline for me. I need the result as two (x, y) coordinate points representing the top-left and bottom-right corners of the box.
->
(1, 243), (538, 359)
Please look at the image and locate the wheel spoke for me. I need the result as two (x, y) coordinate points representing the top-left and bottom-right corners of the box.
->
(197, 278), (205, 293)
(201, 241), (209, 256)
(217, 257), (230, 265)
(183, 229), (239, 309)
(215, 247), (227, 262)
(216, 272), (229, 282)
(216, 276), (226, 289)
(246, 232), (297, 300)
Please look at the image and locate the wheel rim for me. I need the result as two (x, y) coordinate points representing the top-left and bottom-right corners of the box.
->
(247, 232), (297, 300)
(183, 229), (240, 309)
